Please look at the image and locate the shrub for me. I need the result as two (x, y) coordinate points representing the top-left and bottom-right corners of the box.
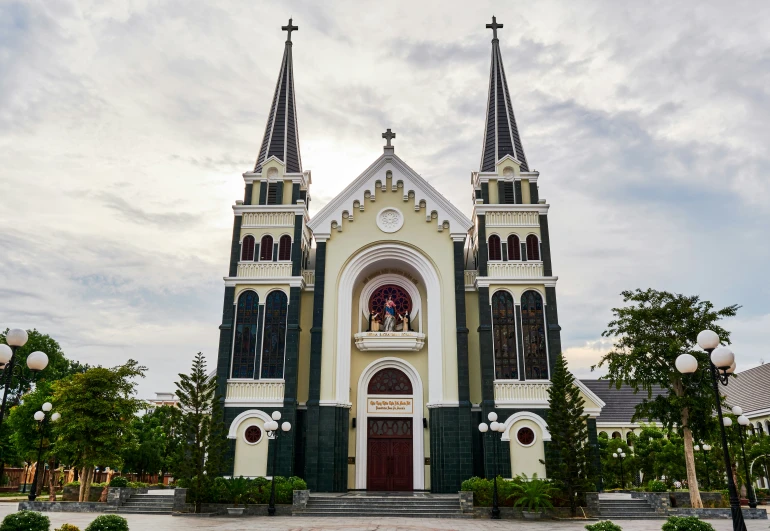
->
(460, 476), (522, 507)
(84, 515), (129, 531)
(55, 525), (81, 531)
(63, 482), (80, 488)
(647, 480), (667, 492)
(126, 482), (148, 489)
(585, 522), (623, 531)
(661, 516), (715, 531)
(0, 511), (51, 531)
(508, 474), (555, 512)
(108, 477), (128, 488)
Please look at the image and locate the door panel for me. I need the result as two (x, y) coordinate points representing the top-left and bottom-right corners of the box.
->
(367, 439), (391, 491)
(367, 418), (413, 491)
(391, 439), (413, 491)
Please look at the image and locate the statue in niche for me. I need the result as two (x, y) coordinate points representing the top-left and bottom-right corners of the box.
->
(383, 297), (397, 331)
(368, 285), (412, 333)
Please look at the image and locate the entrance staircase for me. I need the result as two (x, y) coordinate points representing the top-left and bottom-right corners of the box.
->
(296, 492), (469, 518)
(110, 492), (175, 515)
(598, 493), (663, 519)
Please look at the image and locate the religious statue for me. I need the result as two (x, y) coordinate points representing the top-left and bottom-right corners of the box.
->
(383, 296), (397, 332)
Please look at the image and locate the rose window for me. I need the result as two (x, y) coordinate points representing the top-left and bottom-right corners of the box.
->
(369, 285), (412, 320)
(244, 425), (262, 444)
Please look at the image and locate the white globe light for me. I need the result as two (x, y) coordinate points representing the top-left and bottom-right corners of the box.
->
(703, 444), (711, 451)
(497, 423), (506, 433)
(725, 362), (736, 374)
(694, 445), (700, 451)
(51, 412), (61, 422)
(613, 453), (618, 458)
(271, 411), (281, 421)
(42, 402), (52, 412)
(33, 411), (45, 422)
(697, 330), (720, 350)
(281, 421), (291, 432)
(478, 423), (489, 433)
(5, 329), (28, 347)
(26, 351), (48, 372)
(267, 420), (278, 431)
(487, 412), (498, 422)
(0, 344), (12, 366)
(711, 347), (734, 369)
(675, 354), (698, 374)
(731, 406), (743, 416)
(490, 421), (500, 432)
(723, 417), (733, 427)
(738, 415), (750, 426)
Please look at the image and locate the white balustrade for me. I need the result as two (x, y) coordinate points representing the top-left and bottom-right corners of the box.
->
(302, 270), (315, 286)
(464, 270), (478, 287)
(494, 381), (551, 403)
(487, 262), (544, 279)
(486, 211), (540, 227)
(241, 211), (295, 228)
(237, 262), (292, 278)
(225, 380), (284, 402)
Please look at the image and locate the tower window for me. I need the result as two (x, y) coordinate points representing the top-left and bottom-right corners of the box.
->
(507, 235), (521, 260)
(488, 235), (502, 261)
(231, 290), (259, 379)
(526, 235), (540, 261)
(492, 290), (518, 380)
(278, 235), (292, 261)
(260, 235), (274, 261)
(521, 290), (548, 379)
(261, 290), (288, 379)
(241, 235), (255, 261)
(502, 182), (515, 204)
(267, 183), (279, 205)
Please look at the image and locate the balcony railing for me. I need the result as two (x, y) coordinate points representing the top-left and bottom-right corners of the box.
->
(486, 262), (544, 279)
(241, 211), (295, 228)
(237, 262), (292, 278)
(485, 210), (540, 227)
(494, 381), (551, 404)
(302, 270), (315, 287)
(464, 270), (478, 288)
(225, 380), (284, 403)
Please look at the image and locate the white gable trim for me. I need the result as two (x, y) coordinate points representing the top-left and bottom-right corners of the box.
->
(574, 379), (607, 409)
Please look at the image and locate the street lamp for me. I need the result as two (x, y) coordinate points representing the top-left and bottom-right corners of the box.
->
(613, 451), (627, 489)
(479, 411), (506, 520)
(735, 410), (758, 509)
(28, 402), (60, 501)
(694, 443), (712, 490)
(675, 329), (746, 531)
(264, 410), (291, 516)
(0, 329), (50, 431)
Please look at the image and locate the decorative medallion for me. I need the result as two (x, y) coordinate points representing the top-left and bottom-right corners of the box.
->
(516, 426), (536, 447)
(377, 207), (404, 233)
(244, 425), (263, 444)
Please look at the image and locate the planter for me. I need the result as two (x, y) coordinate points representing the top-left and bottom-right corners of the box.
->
(521, 510), (542, 519)
(226, 507), (245, 516)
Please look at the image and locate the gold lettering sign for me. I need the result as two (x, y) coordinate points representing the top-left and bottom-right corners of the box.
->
(367, 398), (413, 414)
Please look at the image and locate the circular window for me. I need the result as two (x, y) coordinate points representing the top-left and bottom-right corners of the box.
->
(244, 425), (263, 445)
(377, 208), (404, 233)
(516, 426), (536, 447)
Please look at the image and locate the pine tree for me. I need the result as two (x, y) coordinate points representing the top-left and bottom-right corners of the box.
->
(546, 353), (595, 516)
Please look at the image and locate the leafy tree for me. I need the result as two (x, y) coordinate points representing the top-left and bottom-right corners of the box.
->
(173, 353), (229, 513)
(545, 354), (595, 516)
(598, 433), (638, 489)
(122, 405), (182, 481)
(596, 289), (738, 507)
(748, 434), (770, 494)
(52, 360), (145, 501)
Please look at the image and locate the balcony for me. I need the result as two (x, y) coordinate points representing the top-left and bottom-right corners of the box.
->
(494, 381), (551, 405)
(225, 380), (284, 404)
(302, 270), (315, 288)
(236, 262), (292, 278)
(464, 270), (478, 289)
(487, 262), (544, 279)
(354, 332), (426, 352)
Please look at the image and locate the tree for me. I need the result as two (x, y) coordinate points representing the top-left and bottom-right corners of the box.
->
(122, 405), (182, 482)
(173, 353), (229, 513)
(545, 353), (595, 516)
(596, 289), (737, 507)
(52, 360), (145, 501)
(598, 433), (638, 489)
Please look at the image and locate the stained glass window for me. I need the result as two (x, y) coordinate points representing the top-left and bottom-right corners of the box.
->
(492, 291), (518, 379)
(507, 235), (521, 260)
(278, 235), (292, 261)
(367, 368), (413, 394)
(260, 290), (287, 379)
(517, 427), (535, 446)
(369, 285), (412, 321)
(244, 425), (262, 444)
(260, 235), (273, 261)
(241, 235), (255, 261)
(232, 290), (259, 378)
(521, 290), (548, 379)
(488, 235), (502, 261)
(526, 235), (540, 261)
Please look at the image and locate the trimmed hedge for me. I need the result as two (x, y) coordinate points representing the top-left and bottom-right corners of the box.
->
(661, 516), (715, 531)
(585, 522), (622, 531)
(55, 525), (81, 531)
(107, 477), (128, 488)
(84, 515), (128, 531)
(0, 511), (50, 531)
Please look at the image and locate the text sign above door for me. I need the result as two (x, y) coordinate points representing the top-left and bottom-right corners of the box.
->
(367, 398), (413, 414)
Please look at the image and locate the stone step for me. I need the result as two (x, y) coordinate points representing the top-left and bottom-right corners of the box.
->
(307, 500), (460, 505)
(297, 511), (469, 518)
(115, 508), (172, 514)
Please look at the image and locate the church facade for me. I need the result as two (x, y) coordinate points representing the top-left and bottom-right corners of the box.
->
(214, 17), (604, 493)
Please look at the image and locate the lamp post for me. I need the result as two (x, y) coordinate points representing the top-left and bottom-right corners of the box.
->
(479, 411), (506, 520)
(0, 329), (50, 431)
(264, 410), (291, 516)
(675, 329), (746, 531)
(694, 443), (712, 490)
(613, 451), (627, 489)
(28, 402), (60, 501)
(735, 410), (758, 509)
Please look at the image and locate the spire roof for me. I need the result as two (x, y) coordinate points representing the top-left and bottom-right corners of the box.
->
(479, 16), (529, 173)
(254, 19), (302, 174)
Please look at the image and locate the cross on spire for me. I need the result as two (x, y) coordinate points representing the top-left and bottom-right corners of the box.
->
(382, 128), (396, 147)
(282, 18), (298, 43)
(486, 15), (503, 40)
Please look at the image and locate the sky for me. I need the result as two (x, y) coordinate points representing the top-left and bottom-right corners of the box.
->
(1, 0), (769, 398)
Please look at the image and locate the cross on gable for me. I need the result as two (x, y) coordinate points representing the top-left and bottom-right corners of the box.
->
(382, 128), (396, 147)
(282, 18), (298, 42)
(486, 16), (503, 40)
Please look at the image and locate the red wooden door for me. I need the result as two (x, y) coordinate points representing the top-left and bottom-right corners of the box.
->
(367, 418), (413, 491)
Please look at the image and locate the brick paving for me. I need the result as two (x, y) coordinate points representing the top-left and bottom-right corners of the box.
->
(0, 504), (768, 531)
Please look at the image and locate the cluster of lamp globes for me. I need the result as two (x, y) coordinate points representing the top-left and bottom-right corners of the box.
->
(722, 406), (751, 429)
(0, 329), (50, 372)
(264, 411), (291, 433)
(693, 443), (712, 452)
(34, 402), (61, 424)
(674, 330), (736, 376)
(479, 412), (506, 434)
(612, 451), (626, 459)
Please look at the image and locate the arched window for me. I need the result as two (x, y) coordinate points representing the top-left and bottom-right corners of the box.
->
(367, 368), (413, 394)
(526, 235), (540, 261)
(278, 235), (292, 261)
(492, 291), (518, 379)
(241, 235), (255, 261)
(757, 422), (764, 436)
(507, 235), (521, 261)
(521, 290), (548, 379)
(260, 291), (287, 379)
(488, 235), (502, 261)
(232, 290), (259, 378)
(612, 431), (621, 439)
(260, 235), (273, 261)
(766, 420), (770, 436)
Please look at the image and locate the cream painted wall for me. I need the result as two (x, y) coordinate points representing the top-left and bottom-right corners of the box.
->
(521, 179), (531, 204)
(508, 419), (547, 478)
(488, 179), (499, 204)
(233, 417), (270, 477)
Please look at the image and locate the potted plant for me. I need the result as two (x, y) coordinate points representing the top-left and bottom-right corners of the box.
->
(509, 474), (555, 519)
(226, 477), (250, 516)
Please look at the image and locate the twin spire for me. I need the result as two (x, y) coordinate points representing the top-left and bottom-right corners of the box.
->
(253, 17), (528, 175)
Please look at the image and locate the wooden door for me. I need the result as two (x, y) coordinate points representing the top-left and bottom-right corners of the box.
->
(367, 418), (413, 491)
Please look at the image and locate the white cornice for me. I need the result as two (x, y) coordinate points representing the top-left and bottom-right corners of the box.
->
(472, 169), (540, 188)
(223, 277), (304, 288)
(474, 204), (550, 217)
(476, 276), (558, 288)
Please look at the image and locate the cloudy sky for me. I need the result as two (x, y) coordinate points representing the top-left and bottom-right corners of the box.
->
(2, 0), (769, 397)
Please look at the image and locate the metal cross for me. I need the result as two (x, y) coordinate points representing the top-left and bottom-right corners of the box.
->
(382, 128), (396, 147)
(486, 16), (503, 40)
(282, 18), (298, 42)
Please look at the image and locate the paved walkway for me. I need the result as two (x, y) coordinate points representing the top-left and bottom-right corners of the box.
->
(0, 504), (767, 530)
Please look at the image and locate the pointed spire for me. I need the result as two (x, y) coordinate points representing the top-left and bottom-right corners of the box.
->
(479, 16), (529, 173)
(254, 19), (302, 174)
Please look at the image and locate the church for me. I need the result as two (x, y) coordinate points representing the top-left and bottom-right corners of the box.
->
(213, 17), (607, 493)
